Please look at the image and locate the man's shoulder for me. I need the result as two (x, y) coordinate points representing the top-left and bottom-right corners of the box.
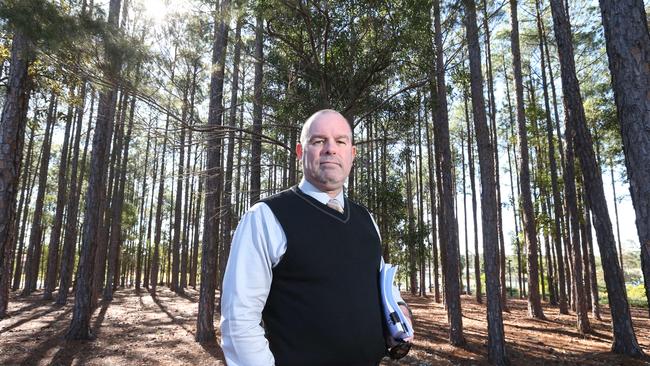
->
(347, 198), (371, 214)
(259, 186), (298, 205)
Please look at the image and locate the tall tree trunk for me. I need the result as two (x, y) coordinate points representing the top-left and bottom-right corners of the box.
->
(92, 90), (127, 307)
(598, 0), (650, 319)
(135, 130), (151, 291)
(563, 127), (591, 333)
(535, 0), (568, 315)
(220, 15), (243, 292)
(190, 166), (203, 289)
(249, 14), (264, 206)
(582, 180), (601, 320)
(57, 87), (94, 305)
(461, 130), (470, 295)
(482, 0), (507, 309)
(181, 75), (196, 291)
(578, 185), (592, 310)
(12, 124), (35, 291)
(417, 109), (427, 297)
(197, 0), (230, 342)
(464, 87), (481, 304)
(510, 0), (545, 320)
(143, 137), (159, 289)
(43, 98), (74, 300)
(22, 95), (56, 295)
(424, 102), (440, 303)
(550, 0), (643, 355)
(171, 78), (189, 294)
(150, 44), (178, 294)
(104, 96), (135, 300)
(0, 30), (33, 318)
(433, 0), (464, 346)
(609, 160), (624, 271)
(503, 64), (525, 299)
(541, 197), (556, 305)
(463, 0), (507, 362)
(405, 145), (417, 296)
(66, 0), (122, 340)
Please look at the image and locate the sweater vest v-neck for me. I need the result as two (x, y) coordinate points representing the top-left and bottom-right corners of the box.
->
(261, 187), (386, 366)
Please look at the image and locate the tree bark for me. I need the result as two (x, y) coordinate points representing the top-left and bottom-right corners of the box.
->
(11, 124), (35, 292)
(57, 87), (93, 305)
(463, 0), (507, 362)
(143, 137), (159, 289)
(550, 0), (642, 354)
(197, 0), (230, 342)
(249, 14), (264, 206)
(43, 98), (74, 300)
(464, 86), (481, 304)
(433, 0), (464, 346)
(181, 68), (197, 291)
(424, 100), (440, 303)
(171, 75), (189, 294)
(482, 0), (507, 309)
(563, 128), (591, 333)
(598, 0), (650, 320)
(104, 96), (135, 300)
(66, 0), (122, 340)
(0, 30), (33, 318)
(405, 145), (417, 296)
(609, 160), (624, 272)
(220, 14), (243, 292)
(190, 166), (203, 289)
(461, 129), (470, 295)
(92, 90), (127, 307)
(535, 0), (569, 315)
(582, 182), (601, 320)
(22, 95), (56, 295)
(510, 0), (545, 320)
(504, 67), (525, 299)
(135, 129), (151, 291)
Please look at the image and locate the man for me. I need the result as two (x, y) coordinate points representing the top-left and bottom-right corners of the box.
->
(220, 109), (412, 365)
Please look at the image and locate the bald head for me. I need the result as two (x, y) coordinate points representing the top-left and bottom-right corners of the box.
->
(297, 109), (356, 197)
(300, 109), (352, 146)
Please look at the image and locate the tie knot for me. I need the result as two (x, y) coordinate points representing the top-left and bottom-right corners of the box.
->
(327, 198), (343, 213)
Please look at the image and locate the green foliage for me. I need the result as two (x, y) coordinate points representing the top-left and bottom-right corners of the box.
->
(598, 283), (648, 309)
(0, 0), (99, 55)
(0, 41), (9, 60)
(260, 0), (415, 115)
(122, 200), (139, 236)
(626, 283), (649, 309)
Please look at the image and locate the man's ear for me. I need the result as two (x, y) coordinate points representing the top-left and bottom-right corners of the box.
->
(296, 143), (303, 159)
(352, 145), (356, 160)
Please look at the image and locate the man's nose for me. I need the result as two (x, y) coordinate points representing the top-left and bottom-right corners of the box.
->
(323, 140), (337, 154)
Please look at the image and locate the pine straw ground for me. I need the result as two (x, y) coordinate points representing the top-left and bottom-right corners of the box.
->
(1, 288), (649, 365)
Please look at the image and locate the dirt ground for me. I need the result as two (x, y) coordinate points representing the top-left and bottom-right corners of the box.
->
(1, 288), (649, 365)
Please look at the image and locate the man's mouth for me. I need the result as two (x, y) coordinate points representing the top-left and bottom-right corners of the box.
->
(320, 160), (340, 166)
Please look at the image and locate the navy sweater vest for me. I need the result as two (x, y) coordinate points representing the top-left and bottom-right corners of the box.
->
(261, 187), (386, 366)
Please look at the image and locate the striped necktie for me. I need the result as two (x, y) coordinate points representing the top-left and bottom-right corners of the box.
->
(327, 198), (344, 213)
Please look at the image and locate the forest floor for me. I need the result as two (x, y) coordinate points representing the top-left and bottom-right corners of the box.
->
(1, 287), (650, 365)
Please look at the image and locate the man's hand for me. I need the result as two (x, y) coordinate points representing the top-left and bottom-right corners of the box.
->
(399, 304), (414, 343)
(386, 303), (414, 347)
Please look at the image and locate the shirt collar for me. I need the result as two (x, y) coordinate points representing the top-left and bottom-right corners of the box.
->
(298, 178), (345, 209)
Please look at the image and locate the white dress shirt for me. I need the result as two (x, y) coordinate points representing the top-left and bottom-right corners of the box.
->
(220, 179), (393, 366)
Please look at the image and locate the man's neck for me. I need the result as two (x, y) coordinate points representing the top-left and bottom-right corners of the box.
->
(298, 178), (345, 205)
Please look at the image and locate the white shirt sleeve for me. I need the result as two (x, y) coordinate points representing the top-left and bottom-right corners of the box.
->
(371, 213), (408, 309)
(220, 202), (287, 366)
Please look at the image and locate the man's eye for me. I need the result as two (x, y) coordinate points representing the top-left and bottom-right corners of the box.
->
(312, 139), (324, 145)
(337, 140), (347, 145)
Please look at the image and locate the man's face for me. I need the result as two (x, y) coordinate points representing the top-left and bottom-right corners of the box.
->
(297, 112), (356, 196)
